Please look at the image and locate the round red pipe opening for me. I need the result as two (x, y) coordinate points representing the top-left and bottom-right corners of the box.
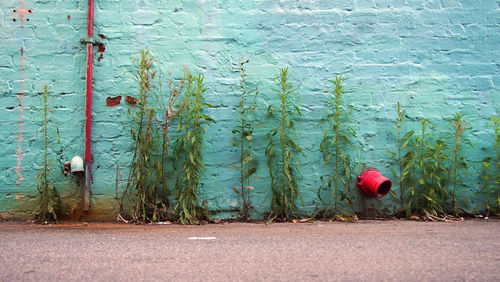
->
(356, 169), (392, 198)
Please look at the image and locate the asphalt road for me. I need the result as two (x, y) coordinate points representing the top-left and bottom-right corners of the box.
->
(0, 220), (499, 281)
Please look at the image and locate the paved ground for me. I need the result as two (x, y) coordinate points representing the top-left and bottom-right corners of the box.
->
(0, 219), (499, 281)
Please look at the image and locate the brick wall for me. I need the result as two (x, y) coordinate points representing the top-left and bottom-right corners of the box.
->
(1, 0), (498, 219)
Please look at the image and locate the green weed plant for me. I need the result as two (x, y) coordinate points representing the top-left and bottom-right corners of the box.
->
(173, 71), (215, 224)
(230, 58), (259, 219)
(493, 116), (500, 213)
(317, 76), (356, 219)
(265, 67), (304, 219)
(477, 161), (495, 216)
(386, 103), (414, 212)
(35, 85), (66, 222)
(477, 116), (500, 216)
(123, 50), (165, 223)
(447, 113), (470, 215)
(406, 120), (449, 218)
(158, 68), (187, 205)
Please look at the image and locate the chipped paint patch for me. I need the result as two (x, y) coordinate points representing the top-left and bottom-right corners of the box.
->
(106, 96), (122, 107)
(125, 96), (138, 105)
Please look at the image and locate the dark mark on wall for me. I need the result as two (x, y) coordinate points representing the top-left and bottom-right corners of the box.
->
(97, 43), (105, 53)
(106, 96), (122, 107)
(125, 96), (138, 105)
(97, 43), (105, 61)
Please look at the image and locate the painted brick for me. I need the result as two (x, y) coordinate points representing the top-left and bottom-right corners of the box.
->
(0, 0), (498, 220)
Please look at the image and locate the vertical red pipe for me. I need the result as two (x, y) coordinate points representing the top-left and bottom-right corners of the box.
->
(83, 0), (94, 211)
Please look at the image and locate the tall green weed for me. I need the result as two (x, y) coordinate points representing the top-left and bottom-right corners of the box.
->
(230, 58), (259, 219)
(317, 76), (356, 219)
(265, 67), (304, 219)
(173, 71), (215, 224)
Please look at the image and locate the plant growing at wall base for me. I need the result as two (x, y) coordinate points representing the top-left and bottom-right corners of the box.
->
(475, 116), (500, 216)
(173, 72), (215, 224)
(230, 58), (259, 219)
(122, 50), (165, 223)
(447, 112), (470, 216)
(386, 102), (414, 213)
(477, 161), (495, 216)
(317, 76), (356, 218)
(158, 68), (187, 205)
(265, 67), (304, 219)
(35, 85), (66, 223)
(406, 120), (448, 218)
(492, 116), (500, 213)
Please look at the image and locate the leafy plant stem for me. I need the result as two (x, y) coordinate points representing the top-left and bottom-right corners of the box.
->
(318, 76), (356, 219)
(447, 113), (469, 216)
(265, 67), (304, 219)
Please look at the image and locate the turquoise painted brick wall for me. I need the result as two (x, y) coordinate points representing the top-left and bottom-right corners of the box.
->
(1, 0), (498, 219)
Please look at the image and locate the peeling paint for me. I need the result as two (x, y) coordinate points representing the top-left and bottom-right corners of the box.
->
(97, 43), (105, 61)
(106, 96), (122, 107)
(125, 96), (138, 105)
(97, 43), (105, 53)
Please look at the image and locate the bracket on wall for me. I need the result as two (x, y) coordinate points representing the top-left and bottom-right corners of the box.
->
(80, 37), (101, 45)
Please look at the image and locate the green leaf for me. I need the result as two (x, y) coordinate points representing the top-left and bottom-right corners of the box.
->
(389, 167), (398, 180)
(230, 138), (239, 147)
(402, 130), (414, 140)
(386, 150), (398, 159)
(400, 139), (410, 150)
(389, 190), (398, 198)
(228, 165), (243, 172)
(203, 102), (216, 108)
(189, 152), (195, 165)
(232, 187), (242, 196)
(245, 167), (257, 177)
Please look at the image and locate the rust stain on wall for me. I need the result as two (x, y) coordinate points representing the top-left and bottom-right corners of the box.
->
(97, 43), (105, 53)
(125, 96), (138, 105)
(96, 42), (105, 61)
(106, 96), (122, 107)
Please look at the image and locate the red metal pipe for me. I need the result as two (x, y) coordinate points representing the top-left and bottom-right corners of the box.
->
(83, 0), (94, 211)
(356, 169), (392, 198)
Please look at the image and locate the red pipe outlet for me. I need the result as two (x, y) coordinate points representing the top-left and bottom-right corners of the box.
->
(357, 169), (392, 198)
